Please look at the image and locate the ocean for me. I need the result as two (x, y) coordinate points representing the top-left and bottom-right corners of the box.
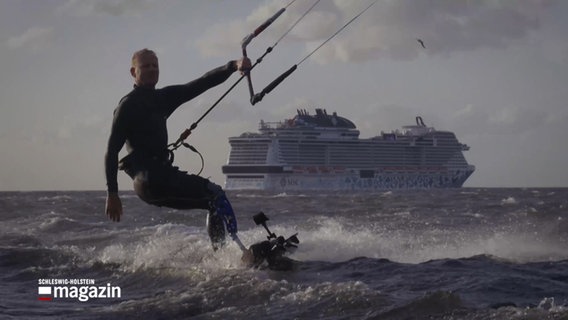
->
(1, 188), (567, 319)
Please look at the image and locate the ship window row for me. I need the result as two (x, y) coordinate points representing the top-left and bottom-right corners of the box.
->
(273, 152), (468, 166)
(228, 139), (468, 167)
(278, 143), (462, 152)
(228, 144), (269, 164)
(276, 150), (465, 167)
(228, 159), (268, 165)
(278, 150), (461, 159)
(278, 155), (459, 165)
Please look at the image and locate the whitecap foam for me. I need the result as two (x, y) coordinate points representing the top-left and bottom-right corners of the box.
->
(89, 222), (256, 277)
(38, 195), (73, 202)
(501, 197), (518, 205)
(277, 215), (568, 264)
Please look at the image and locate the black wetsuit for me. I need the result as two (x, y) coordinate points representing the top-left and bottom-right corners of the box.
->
(105, 61), (237, 210)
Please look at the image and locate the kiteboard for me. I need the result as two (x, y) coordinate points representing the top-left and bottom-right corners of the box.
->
(241, 212), (300, 271)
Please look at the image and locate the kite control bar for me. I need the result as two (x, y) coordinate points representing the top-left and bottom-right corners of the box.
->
(248, 0), (377, 105)
(242, 8), (286, 102)
(242, 0), (320, 105)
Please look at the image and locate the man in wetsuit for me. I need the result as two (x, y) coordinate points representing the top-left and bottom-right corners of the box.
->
(104, 48), (251, 250)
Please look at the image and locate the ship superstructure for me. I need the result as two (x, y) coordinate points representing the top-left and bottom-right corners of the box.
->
(222, 108), (474, 190)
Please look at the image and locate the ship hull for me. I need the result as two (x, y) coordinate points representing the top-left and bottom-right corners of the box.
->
(224, 167), (474, 191)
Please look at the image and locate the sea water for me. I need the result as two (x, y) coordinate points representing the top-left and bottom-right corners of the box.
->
(1, 188), (567, 319)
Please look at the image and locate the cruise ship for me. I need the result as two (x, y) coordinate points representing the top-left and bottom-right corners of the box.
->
(222, 108), (474, 191)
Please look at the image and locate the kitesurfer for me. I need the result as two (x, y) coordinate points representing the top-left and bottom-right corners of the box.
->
(104, 48), (251, 250)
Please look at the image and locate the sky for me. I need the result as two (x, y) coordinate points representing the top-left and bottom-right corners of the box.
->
(1, 0), (567, 191)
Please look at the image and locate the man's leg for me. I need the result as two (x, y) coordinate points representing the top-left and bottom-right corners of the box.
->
(132, 168), (238, 250)
(207, 183), (237, 234)
(206, 182), (238, 250)
(206, 207), (226, 251)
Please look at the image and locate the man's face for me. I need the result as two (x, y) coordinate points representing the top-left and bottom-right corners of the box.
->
(131, 53), (159, 88)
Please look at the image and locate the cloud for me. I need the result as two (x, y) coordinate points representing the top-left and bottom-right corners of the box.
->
(353, 100), (565, 139)
(198, 0), (553, 63)
(29, 111), (106, 146)
(449, 103), (559, 136)
(7, 27), (53, 51)
(58, 0), (157, 17)
(196, 1), (340, 57)
(195, 21), (249, 57)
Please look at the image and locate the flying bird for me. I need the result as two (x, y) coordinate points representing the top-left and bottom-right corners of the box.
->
(417, 38), (426, 49)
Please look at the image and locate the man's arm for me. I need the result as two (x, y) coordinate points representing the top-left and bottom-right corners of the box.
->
(105, 107), (127, 193)
(160, 61), (237, 115)
(183, 60), (238, 97)
(104, 104), (128, 222)
(162, 59), (250, 116)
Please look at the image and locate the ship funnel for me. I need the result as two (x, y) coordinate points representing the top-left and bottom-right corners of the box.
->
(416, 116), (425, 127)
